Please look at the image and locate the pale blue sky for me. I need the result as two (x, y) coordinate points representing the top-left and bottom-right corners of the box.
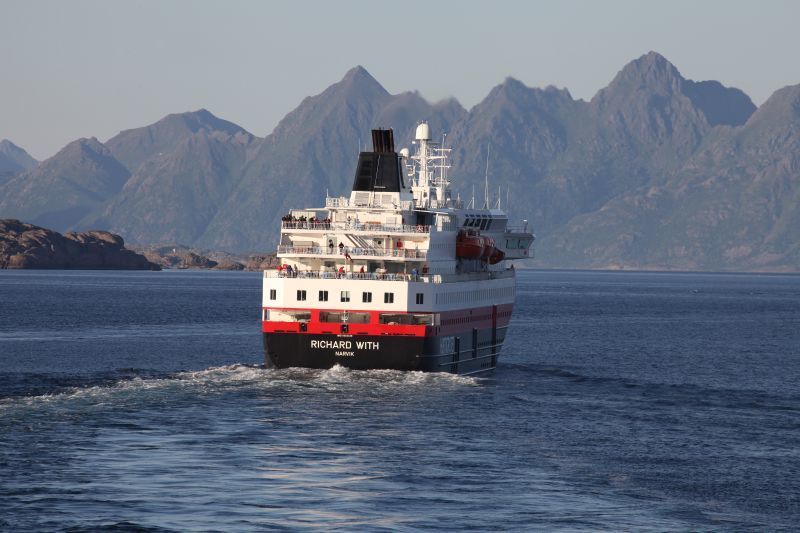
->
(2, 0), (798, 160)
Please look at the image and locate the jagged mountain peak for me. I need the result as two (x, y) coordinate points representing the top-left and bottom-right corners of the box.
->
(105, 108), (252, 172)
(328, 65), (389, 100)
(752, 84), (800, 119)
(594, 51), (756, 127)
(159, 108), (249, 136)
(626, 51), (681, 77)
(264, 66), (390, 145)
(0, 139), (38, 173)
(54, 137), (111, 159)
(731, 84), (800, 144)
(597, 51), (685, 100)
(474, 77), (575, 118)
(341, 65), (372, 82)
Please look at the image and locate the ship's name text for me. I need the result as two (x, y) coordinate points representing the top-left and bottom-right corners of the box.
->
(310, 340), (380, 350)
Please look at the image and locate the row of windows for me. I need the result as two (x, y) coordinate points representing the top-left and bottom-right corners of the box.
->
(269, 289), (396, 304)
(435, 286), (514, 305)
(463, 214), (496, 231)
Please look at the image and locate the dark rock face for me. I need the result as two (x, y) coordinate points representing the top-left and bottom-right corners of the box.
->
(244, 255), (278, 272)
(212, 260), (245, 271)
(0, 219), (160, 270)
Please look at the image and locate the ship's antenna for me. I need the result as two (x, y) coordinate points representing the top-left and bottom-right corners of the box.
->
(470, 184), (475, 209)
(496, 185), (501, 209)
(483, 143), (490, 209)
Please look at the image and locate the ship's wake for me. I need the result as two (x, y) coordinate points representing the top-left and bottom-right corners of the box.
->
(0, 363), (480, 411)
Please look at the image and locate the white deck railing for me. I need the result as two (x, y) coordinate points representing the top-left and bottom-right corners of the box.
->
(277, 245), (427, 260)
(263, 268), (515, 284)
(263, 270), (427, 282)
(324, 197), (414, 210)
(281, 221), (430, 234)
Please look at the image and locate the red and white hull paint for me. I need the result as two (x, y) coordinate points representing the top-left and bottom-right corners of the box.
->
(263, 304), (513, 375)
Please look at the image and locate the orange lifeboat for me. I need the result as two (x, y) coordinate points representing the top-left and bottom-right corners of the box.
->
(456, 229), (484, 259)
(487, 247), (506, 264)
(480, 236), (495, 258)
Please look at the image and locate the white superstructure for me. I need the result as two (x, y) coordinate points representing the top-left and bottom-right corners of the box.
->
(262, 124), (533, 374)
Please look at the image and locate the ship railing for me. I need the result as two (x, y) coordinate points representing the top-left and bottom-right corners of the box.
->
(263, 270), (428, 282)
(277, 245), (427, 259)
(324, 197), (415, 211)
(281, 221), (431, 234)
(263, 268), (515, 283)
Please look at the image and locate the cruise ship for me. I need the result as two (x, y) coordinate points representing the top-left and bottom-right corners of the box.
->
(262, 124), (534, 375)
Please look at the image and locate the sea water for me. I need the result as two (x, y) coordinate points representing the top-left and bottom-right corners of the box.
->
(1, 269), (799, 531)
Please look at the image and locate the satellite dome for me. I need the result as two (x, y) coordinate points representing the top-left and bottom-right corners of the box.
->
(415, 123), (431, 141)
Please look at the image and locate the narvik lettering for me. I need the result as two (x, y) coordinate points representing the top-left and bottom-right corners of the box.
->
(310, 340), (380, 350)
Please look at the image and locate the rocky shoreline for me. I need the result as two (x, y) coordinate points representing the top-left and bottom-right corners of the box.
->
(0, 219), (160, 270)
(131, 244), (278, 271)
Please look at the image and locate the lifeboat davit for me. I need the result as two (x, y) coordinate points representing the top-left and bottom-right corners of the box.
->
(456, 229), (484, 259)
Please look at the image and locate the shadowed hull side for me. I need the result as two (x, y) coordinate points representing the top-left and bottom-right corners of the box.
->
(263, 324), (508, 376)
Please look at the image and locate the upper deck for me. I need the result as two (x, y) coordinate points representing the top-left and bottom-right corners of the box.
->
(273, 123), (534, 280)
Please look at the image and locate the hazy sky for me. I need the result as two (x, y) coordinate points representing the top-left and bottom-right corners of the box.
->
(2, 0), (799, 160)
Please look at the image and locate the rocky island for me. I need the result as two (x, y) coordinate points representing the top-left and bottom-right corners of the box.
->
(0, 219), (160, 270)
(132, 244), (278, 271)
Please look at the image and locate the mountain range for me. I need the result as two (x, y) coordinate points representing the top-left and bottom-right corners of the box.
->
(0, 140), (38, 185)
(0, 51), (797, 271)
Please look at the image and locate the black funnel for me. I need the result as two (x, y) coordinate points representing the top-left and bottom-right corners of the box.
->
(371, 129), (395, 153)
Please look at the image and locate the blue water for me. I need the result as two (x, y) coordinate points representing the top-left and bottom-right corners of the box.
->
(1, 270), (799, 531)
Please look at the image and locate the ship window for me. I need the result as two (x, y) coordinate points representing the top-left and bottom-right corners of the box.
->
(296, 290), (307, 301)
(384, 292), (394, 304)
(485, 219), (492, 230)
(268, 310), (311, 322)
(415, 293), (424, 305)
(319, 290), (328, 302)
(362, 292), (372, 303)
(479, 218), (488, 230)
(320, 311), (370, 323)
(269, 289), (276, 300)
(341, 291), (350, 302)
(379, 313), (433, 325)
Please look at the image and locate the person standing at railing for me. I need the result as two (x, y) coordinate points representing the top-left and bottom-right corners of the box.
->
(328, 239), (334, 254)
